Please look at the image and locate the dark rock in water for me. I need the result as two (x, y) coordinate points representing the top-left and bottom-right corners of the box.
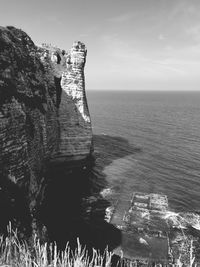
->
(0, 26), (93, 240)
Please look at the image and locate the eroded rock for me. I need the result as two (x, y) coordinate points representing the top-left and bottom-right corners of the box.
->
(0, 26), (93, 239)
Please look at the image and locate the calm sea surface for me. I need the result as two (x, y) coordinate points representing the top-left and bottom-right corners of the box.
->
(87, 91), (200, 213)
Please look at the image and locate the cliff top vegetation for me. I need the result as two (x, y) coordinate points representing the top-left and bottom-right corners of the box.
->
(0, 225), (113, 267)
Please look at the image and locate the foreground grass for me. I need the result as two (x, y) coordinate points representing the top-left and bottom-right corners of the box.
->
(0, 225), (113, 267)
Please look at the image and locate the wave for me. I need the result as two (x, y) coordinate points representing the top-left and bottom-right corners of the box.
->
(163, 211), (200, 231)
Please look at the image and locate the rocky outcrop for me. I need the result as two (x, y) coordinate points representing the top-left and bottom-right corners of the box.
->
(51, 41), (93, 163)
(0, 26), (93, 237)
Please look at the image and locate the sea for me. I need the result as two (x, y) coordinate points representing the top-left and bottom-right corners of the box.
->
(42, 91), (200, 260)
(86, 90), (200, 259)
(87, 91), (200, 214)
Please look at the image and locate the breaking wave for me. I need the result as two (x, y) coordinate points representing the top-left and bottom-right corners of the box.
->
(163, 211), (200, 231)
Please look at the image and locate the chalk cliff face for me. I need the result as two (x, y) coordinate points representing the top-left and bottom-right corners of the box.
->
(53, 41), (93, 162)
(0, 26), (93, 237)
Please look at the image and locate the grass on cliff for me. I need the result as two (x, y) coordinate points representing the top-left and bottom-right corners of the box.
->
(0, 225), (113, 267)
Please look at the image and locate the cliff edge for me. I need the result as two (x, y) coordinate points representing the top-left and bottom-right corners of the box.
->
(0, 26), (93, 237)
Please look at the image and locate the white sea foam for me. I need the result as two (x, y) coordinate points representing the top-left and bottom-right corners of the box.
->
(100, 188), (113, 198)
(162, 211), (200, 231)
(181, 213), (200, 230)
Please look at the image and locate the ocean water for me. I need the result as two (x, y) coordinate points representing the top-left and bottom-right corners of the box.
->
(41, 91), (200, 258)
(84, 90), (200, 262)
(87, 91), (200, 214)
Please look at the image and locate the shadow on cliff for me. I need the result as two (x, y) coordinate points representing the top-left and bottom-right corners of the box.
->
(38, 134), (141, 255)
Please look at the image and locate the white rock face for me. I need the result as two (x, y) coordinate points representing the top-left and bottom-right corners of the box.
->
(50, 41), (93, 161)
(39, 41), (92, 161)
(61, 42), (91, 123)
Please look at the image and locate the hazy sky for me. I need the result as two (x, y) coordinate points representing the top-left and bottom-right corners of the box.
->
(1, 0), (200, 90)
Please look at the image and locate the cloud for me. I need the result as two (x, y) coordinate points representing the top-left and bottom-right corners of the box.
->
(97, 35), (179, 80)
(46, 15), (63, 26)
(158, 34), (165, 41)
(168, 0), (199, 19)
(186, 25), (200, 43)
(89, 31), (200, 87)
(88, 0), (200, 90)
(107, 13), (133, 23)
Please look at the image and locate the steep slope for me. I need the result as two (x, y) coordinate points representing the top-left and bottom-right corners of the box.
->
(0, 26), (93, 238)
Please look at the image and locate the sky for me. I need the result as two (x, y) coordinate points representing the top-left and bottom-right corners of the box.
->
(1, 0), (200, 91)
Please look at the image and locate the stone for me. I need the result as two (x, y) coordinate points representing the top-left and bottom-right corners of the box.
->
(0, 26), (93, 239)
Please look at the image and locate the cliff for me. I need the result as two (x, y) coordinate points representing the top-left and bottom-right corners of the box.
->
(0, 26), (93, 238)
